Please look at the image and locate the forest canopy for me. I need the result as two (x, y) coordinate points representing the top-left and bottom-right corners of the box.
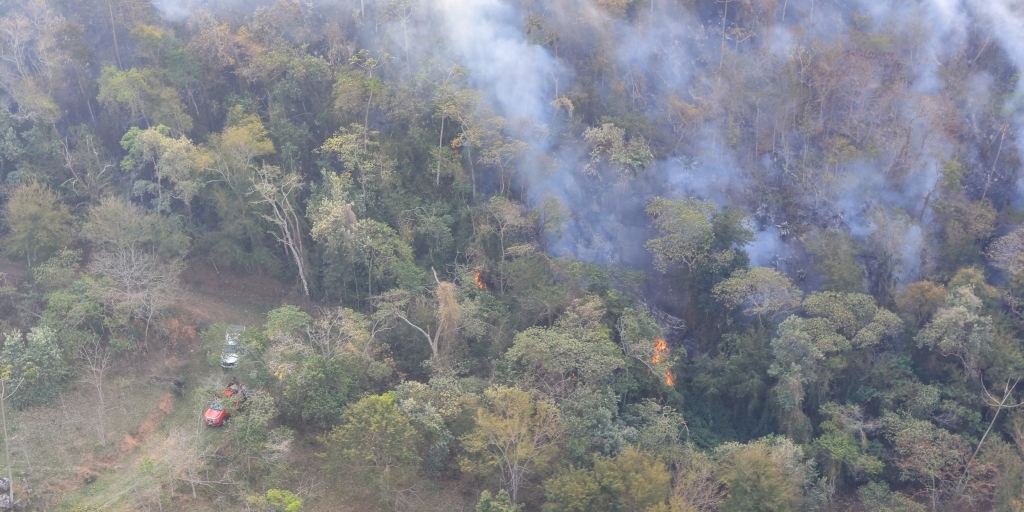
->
(2, 0), (1024, 510)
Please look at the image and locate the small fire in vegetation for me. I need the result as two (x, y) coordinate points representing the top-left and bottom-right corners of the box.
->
(652, 338), (674, 386)
(651, 338), (668, 365)
(474, 270), (487, 290)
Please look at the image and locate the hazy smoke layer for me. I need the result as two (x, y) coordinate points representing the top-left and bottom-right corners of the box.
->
(966, 0), (1024, 205)
(426, 0), (559, 128)
(149, 0), (1024, 282)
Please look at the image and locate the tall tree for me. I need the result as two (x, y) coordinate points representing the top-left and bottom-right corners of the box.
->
(82, 196), (187, 340)
(461, 385), (562, 503)
(377, 270), (463, 365)
(77, 336), (111, 446)
(323, 393), (422, 506)
(97, 67), (194, 135)
(915, 286), (994, 379)
(251, 165), (310, 297)
(713, 267), (803, 320)
(542, 447), (671, 511)
(1, 182), (72, 266)
(644, 197), (750, 275)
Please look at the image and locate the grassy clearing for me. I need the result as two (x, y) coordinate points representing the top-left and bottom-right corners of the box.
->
(54, 345), (239, 510)
(29, 267), (475, 511)
(8, 369), (169, 509)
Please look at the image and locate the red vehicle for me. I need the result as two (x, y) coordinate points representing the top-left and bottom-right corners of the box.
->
(204, 382), (245, 427)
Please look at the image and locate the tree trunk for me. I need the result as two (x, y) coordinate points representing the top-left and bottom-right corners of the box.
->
(467, 144), (476, 197)
(367, 256), (373, 297)
(108, 1), (122, 69)
(95, 377), (106, 446)
(437, 116), (444, 187)
(1, 381), (13, 506)
(364, 90), (373, 151)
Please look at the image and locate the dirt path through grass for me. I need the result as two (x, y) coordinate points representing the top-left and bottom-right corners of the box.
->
(28, 265), (292, 510)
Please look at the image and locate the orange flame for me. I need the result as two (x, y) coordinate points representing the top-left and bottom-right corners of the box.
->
(474, 270), (487, 290)
(651, 338), (668, 365)
(665, 371), (675, 386)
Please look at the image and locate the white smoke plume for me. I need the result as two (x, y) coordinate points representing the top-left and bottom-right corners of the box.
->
(145, 0), (1024, 279)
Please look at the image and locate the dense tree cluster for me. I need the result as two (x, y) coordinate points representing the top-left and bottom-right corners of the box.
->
(2, 0), (1024, 510)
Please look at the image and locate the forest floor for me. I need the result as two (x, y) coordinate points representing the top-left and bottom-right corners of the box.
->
(3, 261), (474, 511)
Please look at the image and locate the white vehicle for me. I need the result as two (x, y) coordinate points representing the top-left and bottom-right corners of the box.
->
(221, 325), (244, 369)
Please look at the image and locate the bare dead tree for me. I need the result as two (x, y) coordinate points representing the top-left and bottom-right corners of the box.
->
(164, 425), (213, 499)
(378, 269), (461, 364)
(0, 367), (24, 507)
(89, 249), (182, 342)
(971, 375), (1024, 463)
(78, 338), (111, 446)
(252, 165), (310, 297)
(305, 306), (381, 360)
(981, 124), (1008, 201)
(162, 392), (237, 500)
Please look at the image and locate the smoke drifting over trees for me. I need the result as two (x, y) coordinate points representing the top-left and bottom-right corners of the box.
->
(147, 0), (1024, 279)
(5, 0), (1024, 509)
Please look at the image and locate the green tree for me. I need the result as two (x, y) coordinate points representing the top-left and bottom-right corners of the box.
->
(248, 488), (303, 512)
(349, 219), (414, 296)
(2, 327), (73, 409)
(690, 325), (774, 442)
(197, 107), (280, 274)
(645, 197), (717, 274)
(97, 67), (193, 134)
(318, 123), (397, 214)
(717, 441), (802, 512)
(583, 123), (654, 177)
(476, 489), (524, 512)
(543, 467), (601, 512)
(769, 292), (901, 440)
(502, 296), (624, 400)
(461, 385), (563, 503)
(477, 123), (528, 196)
(863, 207), (919, 303)
(393, 380), (455, 476)
(543, 447), (671, 511)
(915, 286), (994, 379)
(882, 412), (996, 510)
(804, 229), (866, 293)
(279, 355), (352, 430)
(478, 195), (535, 294)
(713, 267), (803, 319)
(592, 448), (672, 511)
(629, 400), (689, 464)
(931, 159), (997, 272)
(617, 307), (676, 378)
(811, 403), (883, 491)
(308, 170), (362, 299)
(2, 182), (72, 266)
(232, 389), (281, 477)
(644, 197), (751, 275)
(263, 305), (394, 429)
(119, 125), (208, 212)
(856, 482), (925, 512)
(264, 305), (312, 340)
(323, 393), (422, 506)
